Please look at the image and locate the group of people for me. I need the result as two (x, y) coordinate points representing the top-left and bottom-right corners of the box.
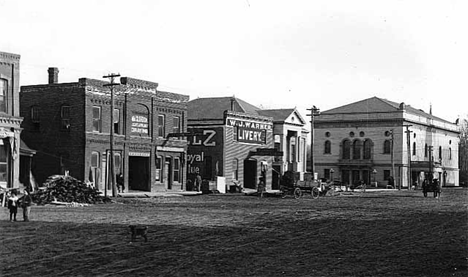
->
(6, 189), (32, 222)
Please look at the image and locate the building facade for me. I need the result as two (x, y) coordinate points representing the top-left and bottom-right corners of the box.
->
(187, 97), (308, 191)
(257, 108), (309, 189)
(20, 68), (189, 192)
(314, 97), (459, 188)
(0, 51), (23, 190)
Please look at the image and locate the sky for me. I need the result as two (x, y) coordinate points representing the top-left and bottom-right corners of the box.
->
(1, 0), (467, 124)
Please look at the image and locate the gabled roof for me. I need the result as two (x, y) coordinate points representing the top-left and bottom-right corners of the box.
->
(258, 108), (307, 125)
(322, 96), (453, 124)
(187, 97), (260, 120)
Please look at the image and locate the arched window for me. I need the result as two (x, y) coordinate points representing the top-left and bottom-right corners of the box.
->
(383, 140), (391, 154)
(363, 139), (372, 159)
(353, 139), (362, 159)
(412, 142), (416, 155)
(324, 140), (331, 154)
(342, 139), (351, 159)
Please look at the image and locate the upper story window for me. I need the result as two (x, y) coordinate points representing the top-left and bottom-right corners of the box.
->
(61, 105), (71, 131)
(342, 139), (351, 159)
(363, 139), (372, 159)
(173, 116), (181, 134)
(158, 114), (165, 137)
(449, 147), (452, 160)
(0, 79), (7, 113)
(324, 140), (331, 154)
(92, 106), (102, 132)
(424, 144), (428, 157)
(383, 140), (391, 154)
(352, 139), (362, 159)
(439, 146), (442, 160)
(412, 142), (416, 155)
(114, 108), (120, 135)
(31, 106), (40, 131)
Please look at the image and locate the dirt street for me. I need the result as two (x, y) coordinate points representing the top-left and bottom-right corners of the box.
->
(1, 188), (467, 277)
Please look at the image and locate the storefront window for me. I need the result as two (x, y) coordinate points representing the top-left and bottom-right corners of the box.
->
(155, 156), (162, 181)
(0, 143), (7, 182)
(174, 157), (180, 182)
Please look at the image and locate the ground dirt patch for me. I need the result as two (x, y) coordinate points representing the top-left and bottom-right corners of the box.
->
(1, 188), (467, 277)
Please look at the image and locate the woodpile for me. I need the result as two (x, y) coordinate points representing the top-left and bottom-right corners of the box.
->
(32, 175), (111, 205)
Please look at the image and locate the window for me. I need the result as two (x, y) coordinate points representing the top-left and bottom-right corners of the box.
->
(384, 170), (391, 181)
(342, 140), (351, 159)
(92, 106), (102, 132)
(173, 116), (180, 134)
(174, 157), (180, 182)
(158, 115), (165, 137)
(353, 140), (362, 159)
(290, 137), (296, 162)
(114, 109), (120, 134)
(31, 106), (40, 131)
(439, 146), (442, 160)
(324, 140), (331, 154)
(31, 106), (40, 123)
(424, 144), (428, 157)
(383, 140), (391, 154)
(61, 105), (71, 131)
(0, 79), (7, 113)
(449, 148), (452, 160)
(363, 139), (372, 159)
(324, 169), (330, 180)
(412, 142), (416, 155)
(91, 152), (100, 168)
(155, 156), (162, 182)
(114, 153), (122, 175)
(0, 144), (7, 182)
(232, 159), (239, 180)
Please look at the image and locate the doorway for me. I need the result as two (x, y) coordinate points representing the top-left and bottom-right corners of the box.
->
(243, 159), (257, 189)
(129, 156), (149, 191)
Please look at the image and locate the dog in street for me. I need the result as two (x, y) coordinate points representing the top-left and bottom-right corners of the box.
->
(129, 225), (148, 242)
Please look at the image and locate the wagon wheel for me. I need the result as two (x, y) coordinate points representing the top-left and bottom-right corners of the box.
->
(311, 187), (320, 199)
(293, 188), (303, 199)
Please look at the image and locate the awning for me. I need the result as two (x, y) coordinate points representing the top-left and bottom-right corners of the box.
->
(20, 139), (36, 157)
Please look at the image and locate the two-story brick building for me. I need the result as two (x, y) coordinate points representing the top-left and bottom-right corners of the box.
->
(0, 51), (24, 190)
(314, 97), (459, 188)
(20, 68), (189, 192)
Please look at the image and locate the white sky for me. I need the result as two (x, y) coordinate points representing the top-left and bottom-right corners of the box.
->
(1, 0), (467, 123)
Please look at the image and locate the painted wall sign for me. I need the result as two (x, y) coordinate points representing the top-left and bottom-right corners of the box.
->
(227, 118), (272, 130)
(131, 114), (149, 134)
(237, 127), (266, 144)
(188, 129), (217, 147)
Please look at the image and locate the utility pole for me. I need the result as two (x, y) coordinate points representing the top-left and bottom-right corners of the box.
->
(103, 73), (120, 197)
(404, 125), (413, 190)
(306, 106), (320, 180)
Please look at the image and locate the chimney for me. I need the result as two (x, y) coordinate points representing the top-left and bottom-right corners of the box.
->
(48, 67), (59, 84)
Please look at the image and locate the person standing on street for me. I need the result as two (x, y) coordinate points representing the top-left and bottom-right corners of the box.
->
(20, 190), (33, 222)
(7, 190), (18, 222)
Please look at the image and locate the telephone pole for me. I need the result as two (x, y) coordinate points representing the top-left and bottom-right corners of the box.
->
(306, 106), (320, 179)
(103, 73), (120, 197)
(404, 125), (413, 190)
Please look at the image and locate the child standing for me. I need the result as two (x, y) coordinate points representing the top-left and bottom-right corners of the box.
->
(7, 190), (18, 222)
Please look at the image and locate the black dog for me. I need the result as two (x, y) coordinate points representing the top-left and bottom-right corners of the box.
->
(129, 225), (148, 242)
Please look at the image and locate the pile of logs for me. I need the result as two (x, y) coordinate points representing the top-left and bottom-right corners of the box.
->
(32, 175), (111, 205)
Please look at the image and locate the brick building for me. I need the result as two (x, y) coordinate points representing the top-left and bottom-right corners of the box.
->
(20, 68), (189, 192)
(0, 51), (24, 190)
(314, 97), (460, 188)
(187, 97), (307, 191)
